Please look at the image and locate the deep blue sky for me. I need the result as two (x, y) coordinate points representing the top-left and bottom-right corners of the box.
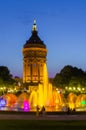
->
(0, 0), (86, 78)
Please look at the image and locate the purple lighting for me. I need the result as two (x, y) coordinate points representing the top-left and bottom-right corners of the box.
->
(23, 100), (30, 112)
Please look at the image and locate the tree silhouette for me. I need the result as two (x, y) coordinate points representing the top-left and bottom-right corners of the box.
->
(53, 65), (86, 91)
(0, 66), (15, 86)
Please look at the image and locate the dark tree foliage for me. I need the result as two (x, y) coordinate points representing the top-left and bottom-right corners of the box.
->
(53, 65), (86, 89)
(0, 66), (15, 85)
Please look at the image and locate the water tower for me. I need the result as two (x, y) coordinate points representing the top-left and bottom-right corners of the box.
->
(22, 20), (49, 107)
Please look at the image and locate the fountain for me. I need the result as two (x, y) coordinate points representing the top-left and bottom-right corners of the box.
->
(0, 91), (86, 111)
(0, 20), (86, 112)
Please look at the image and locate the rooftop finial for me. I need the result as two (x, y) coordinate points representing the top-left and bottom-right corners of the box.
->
(34, 19), (36, 24)
(32, 19), (37, 31)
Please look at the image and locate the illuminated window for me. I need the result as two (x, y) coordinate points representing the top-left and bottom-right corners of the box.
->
(34, 77), (36, 80)
(34, 63), (36, 67)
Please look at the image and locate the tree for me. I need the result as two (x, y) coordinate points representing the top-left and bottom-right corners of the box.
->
(0, 66), (15, 86)
(53, 73), (67, 88)
(53, 65), (86, 92)
(53, 65), (74, 88)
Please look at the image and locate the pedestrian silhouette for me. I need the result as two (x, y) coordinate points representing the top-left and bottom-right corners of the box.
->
(40, 106), (46, 115)
(36, 105), (40, 116)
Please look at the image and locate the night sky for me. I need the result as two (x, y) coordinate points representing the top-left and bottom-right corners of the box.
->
(0, 0), (86, 78)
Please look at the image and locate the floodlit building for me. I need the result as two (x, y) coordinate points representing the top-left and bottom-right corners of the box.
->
(22, 20), (49, 107)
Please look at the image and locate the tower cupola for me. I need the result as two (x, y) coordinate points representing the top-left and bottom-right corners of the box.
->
(23, 20), (46, 49)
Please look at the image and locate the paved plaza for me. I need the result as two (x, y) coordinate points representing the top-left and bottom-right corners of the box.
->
(0, 113), (86, 120)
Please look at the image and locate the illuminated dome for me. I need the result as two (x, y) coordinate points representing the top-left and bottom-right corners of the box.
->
(24, 19), (46, 49)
